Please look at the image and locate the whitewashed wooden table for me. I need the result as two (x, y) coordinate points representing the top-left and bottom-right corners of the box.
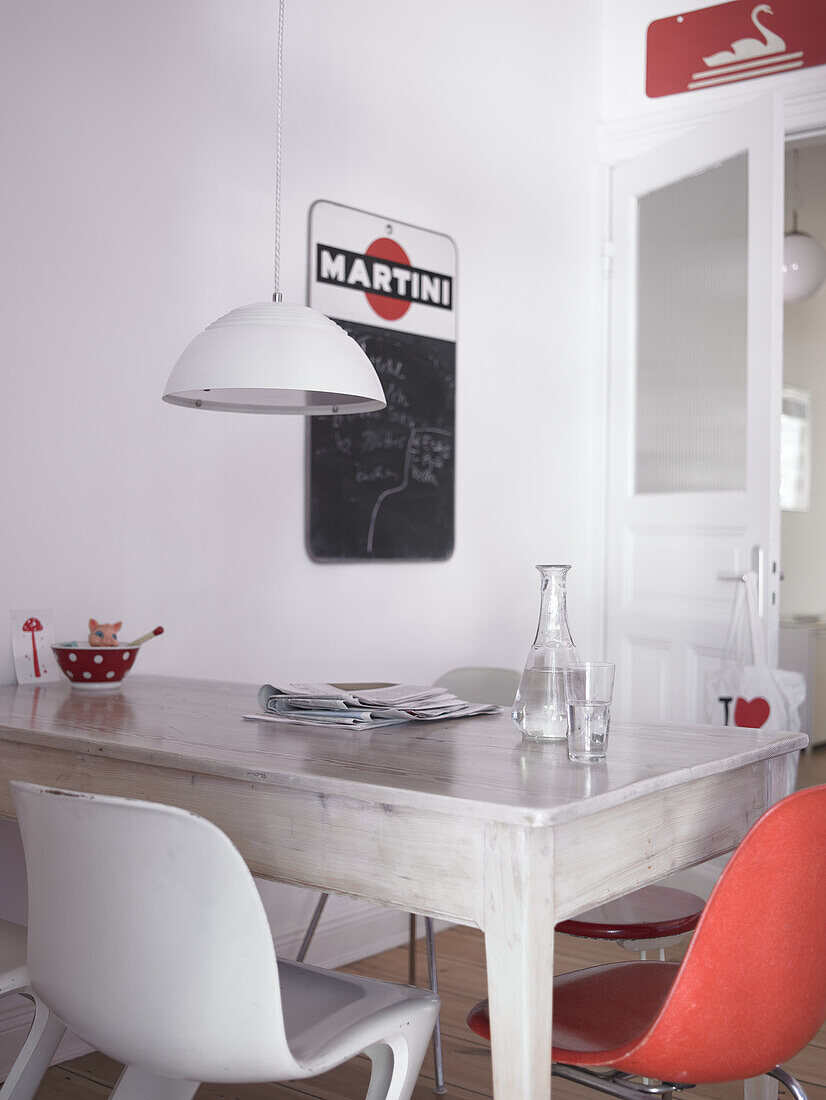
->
(0, 676), (806, 1099)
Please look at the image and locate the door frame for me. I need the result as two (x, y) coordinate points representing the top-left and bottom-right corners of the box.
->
(594, 78), (826, 662)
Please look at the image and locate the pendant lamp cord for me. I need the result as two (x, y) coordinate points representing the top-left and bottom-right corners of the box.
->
(791, 146), (799, 235)
(273, 0), (285, 302)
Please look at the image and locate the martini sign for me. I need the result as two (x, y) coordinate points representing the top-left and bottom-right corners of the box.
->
(316, 239), (453, 321)
(307, 202), (457, 562)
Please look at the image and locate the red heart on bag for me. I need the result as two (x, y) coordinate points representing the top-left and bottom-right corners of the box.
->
(734, 696), (770, 728)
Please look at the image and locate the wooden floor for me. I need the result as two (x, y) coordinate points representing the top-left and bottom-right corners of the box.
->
(28, 747), (826, 1099)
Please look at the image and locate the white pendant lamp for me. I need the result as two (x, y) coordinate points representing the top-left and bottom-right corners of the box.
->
(783, 221), (826, 305)
(783, 148), (826, 306)
(163, 0), (385, 416)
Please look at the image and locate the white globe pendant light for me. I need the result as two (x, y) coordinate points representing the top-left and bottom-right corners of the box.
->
(163, 0), (385, 416)
(782, 148), (826, 306)
(783, 223), (826, 305)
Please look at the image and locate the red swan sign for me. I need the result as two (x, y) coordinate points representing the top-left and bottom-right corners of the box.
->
(646, 0), (826, 98)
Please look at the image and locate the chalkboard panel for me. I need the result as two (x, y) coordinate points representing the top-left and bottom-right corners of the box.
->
(307, 319), (455, 561)
(307, 201), (456, 561)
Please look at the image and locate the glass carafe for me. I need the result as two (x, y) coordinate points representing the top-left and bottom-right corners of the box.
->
(512, 564), (580, 742)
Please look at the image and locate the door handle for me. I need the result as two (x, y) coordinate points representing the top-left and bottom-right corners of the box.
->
(752, 545), (764, 618)
(717, 548), (765, 617)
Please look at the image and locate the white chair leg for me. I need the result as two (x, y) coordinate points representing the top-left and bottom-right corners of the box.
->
(365, 1027), (434, 1100)
(110, 1066), (199, 1100)
(0, 993), (66, 1100)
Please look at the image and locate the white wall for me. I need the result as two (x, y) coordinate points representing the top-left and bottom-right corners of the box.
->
(1, 0), (603, 691)
(0, 0), (602, 967)
(781, 141), (826, 618)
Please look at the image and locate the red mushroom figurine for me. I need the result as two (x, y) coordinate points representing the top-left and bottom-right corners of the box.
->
(21, 617), (43, 678)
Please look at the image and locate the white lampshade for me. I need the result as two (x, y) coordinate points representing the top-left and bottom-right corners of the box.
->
(783, 232), (826, 305)
(163, 302), (386, 415)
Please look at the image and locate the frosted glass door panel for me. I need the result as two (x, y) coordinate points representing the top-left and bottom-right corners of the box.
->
(635, 154), (748, 494)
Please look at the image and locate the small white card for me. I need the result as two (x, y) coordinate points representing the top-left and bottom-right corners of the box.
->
(11, 609), (59, 684)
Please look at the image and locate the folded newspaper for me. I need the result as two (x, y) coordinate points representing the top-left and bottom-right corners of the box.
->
(245, 683), (501, 730)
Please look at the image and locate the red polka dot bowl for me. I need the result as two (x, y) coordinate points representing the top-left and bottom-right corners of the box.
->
(52, 644), (139, 690)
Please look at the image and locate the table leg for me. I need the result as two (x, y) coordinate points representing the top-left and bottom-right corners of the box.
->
(769, 751), (799, 804)
(483, 822), (555, 1100)
(745, 1077), (779, 1100)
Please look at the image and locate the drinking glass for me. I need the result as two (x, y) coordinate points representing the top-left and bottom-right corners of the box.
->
(563, 663), (615, 763)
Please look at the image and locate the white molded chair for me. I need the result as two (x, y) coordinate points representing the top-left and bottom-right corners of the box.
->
(11, 781), (440, 1100)
(0, 919), (65, 1099)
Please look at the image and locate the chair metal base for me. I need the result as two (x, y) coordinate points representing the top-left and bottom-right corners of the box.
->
(553, 1063), (690, 1100)
(767, 1066), (809, 1100)
(296, 892), (329, 964)
(424, 915), (446, 1095)
(553, 1062), (807, 1100)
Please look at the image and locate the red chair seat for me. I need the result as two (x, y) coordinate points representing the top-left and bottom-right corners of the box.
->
(556, 885), (704, 940)
(467, 961), (679, 1055)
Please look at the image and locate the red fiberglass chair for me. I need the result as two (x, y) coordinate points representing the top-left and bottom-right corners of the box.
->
(468, 784), (826, 1100)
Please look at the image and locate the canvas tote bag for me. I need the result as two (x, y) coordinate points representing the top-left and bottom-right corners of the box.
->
(705, 572), (805, 732)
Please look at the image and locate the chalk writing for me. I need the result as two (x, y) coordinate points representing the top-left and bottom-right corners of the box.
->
(366, 428), (452, 553)
(308, 321), (455, 560)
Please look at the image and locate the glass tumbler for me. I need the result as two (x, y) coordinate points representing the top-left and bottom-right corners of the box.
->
(563, 662), (616, 762)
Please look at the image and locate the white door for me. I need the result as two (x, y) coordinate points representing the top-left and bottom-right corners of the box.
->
(605, 94), (784, 725)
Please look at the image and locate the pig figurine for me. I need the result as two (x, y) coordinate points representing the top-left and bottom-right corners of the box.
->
(88, 619), (122, 647)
